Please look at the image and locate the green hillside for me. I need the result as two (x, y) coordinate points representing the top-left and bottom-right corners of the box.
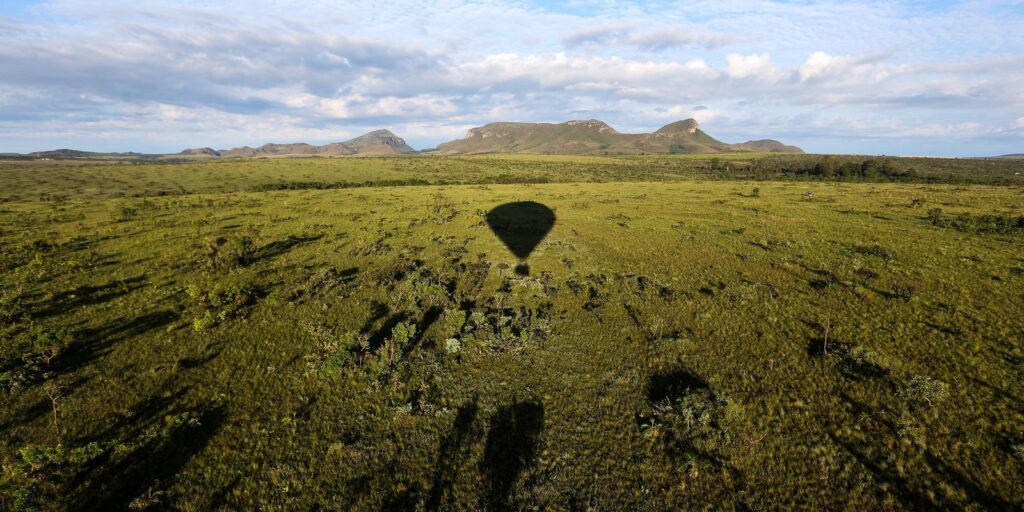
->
(433, 119), (801, 155)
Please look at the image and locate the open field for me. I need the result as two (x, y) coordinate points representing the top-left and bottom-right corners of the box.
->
(2, 154), (1023, 203)
(2, 156), (1023, 510)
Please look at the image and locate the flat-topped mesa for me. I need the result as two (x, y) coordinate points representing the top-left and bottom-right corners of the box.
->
(465, 122), (530, 139)
(655, 119), (700, 135)
(564, 119), (619, 134)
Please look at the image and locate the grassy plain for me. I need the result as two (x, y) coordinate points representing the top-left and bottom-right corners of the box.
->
(1, 155), (1023, 510)
(2, 153), (1022, 202)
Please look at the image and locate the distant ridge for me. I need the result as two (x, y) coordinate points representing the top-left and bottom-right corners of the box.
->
(432, 119), (802, 155)
(1, 123), (804, 159)
(182, 129), (415, 159)
(733, 139), (804, 154)
(0, 129), (416, 161)
(994, 153), (1024, 159)
(30, 149), (148, 158)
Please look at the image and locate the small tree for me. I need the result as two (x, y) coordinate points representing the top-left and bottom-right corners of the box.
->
(43, 380), (65, 444)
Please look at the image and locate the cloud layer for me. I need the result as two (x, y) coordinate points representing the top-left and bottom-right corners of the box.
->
(0, 0), (1022, 155)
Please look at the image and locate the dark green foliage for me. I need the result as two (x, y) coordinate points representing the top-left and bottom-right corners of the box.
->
(892, 281), (918, 302)
(251, 178), (435, 191)
(854, 244), (894, 261)
(203, 233), (256, 270)
(926, 208), (1024, 234)
(751, 155), (917, 180)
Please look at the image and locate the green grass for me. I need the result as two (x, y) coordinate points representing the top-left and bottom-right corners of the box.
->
(1, 156), (1023, 510)
(3, 153), (1022, 202)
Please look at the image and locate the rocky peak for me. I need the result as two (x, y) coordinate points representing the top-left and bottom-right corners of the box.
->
(655, 119), (700, 135)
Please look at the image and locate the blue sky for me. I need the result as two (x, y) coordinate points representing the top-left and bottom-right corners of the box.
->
(0, 0), (1022, 155)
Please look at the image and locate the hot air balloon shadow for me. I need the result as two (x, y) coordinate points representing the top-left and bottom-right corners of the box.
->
(486, 202), (555, 276)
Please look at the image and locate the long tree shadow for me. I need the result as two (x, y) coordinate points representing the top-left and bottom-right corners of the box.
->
(59, 310), (179, 376)
(32, 275), (147, 318)
(358, 303), (444, 358)
(76, 404), (226, 511)
(480, 401), (545, 510)
(252, 234), (323, 262)
(832, 392), (1018, 510)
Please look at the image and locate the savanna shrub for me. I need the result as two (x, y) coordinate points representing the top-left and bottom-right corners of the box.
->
(899, 375), (949, 409)
(204, 233), (256, 271)
(303, 322), (364, 373)
(892, 281), (918, 302)
(854, 244), (894, 261)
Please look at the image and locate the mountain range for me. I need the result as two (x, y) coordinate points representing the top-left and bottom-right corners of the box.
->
(3, 119), (805, 159)
(435, 118), (802, 155)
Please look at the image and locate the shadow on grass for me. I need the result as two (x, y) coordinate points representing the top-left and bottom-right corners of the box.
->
(833, 393), (1018, 510)
(427, 399), (480, 510)
(60, 310), (179, 376)
(481, 401), (545, 510)
(76, 404), (226, 511)
(33, 275), (147, 318)
(253, 234), (323, 262)
(647, 367), (708, 402)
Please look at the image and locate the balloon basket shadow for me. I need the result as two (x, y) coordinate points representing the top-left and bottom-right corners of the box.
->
(514, 263), (530, 276)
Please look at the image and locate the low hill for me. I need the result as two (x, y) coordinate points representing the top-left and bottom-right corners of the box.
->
(342, 129), (416, 155)
(28, 149), (149, 159)
(433, 119), (801, 155)
(210, 130), (414, 158)
(179, 147), (220, 157)
(733, 139), (804, 154)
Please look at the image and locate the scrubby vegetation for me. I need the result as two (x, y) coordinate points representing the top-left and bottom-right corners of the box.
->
(1, 155), (1022, 509)
(2, 153), (1023, 202)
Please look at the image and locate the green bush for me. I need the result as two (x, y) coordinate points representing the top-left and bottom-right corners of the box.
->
(899, 375), (949, 409)
(204, 233), (256, 271)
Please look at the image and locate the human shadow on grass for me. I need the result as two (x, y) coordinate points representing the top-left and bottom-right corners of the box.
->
(425, 398), (480, 510)
(177, 342), (222, 370)
(480, 401), (545, 510)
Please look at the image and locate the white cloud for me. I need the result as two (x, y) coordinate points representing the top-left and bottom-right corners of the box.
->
(800, 51), (852, 82)
(726, 53), (780, 80)
(0, 0), (1021, 155)
(564, 22), (735, 50)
